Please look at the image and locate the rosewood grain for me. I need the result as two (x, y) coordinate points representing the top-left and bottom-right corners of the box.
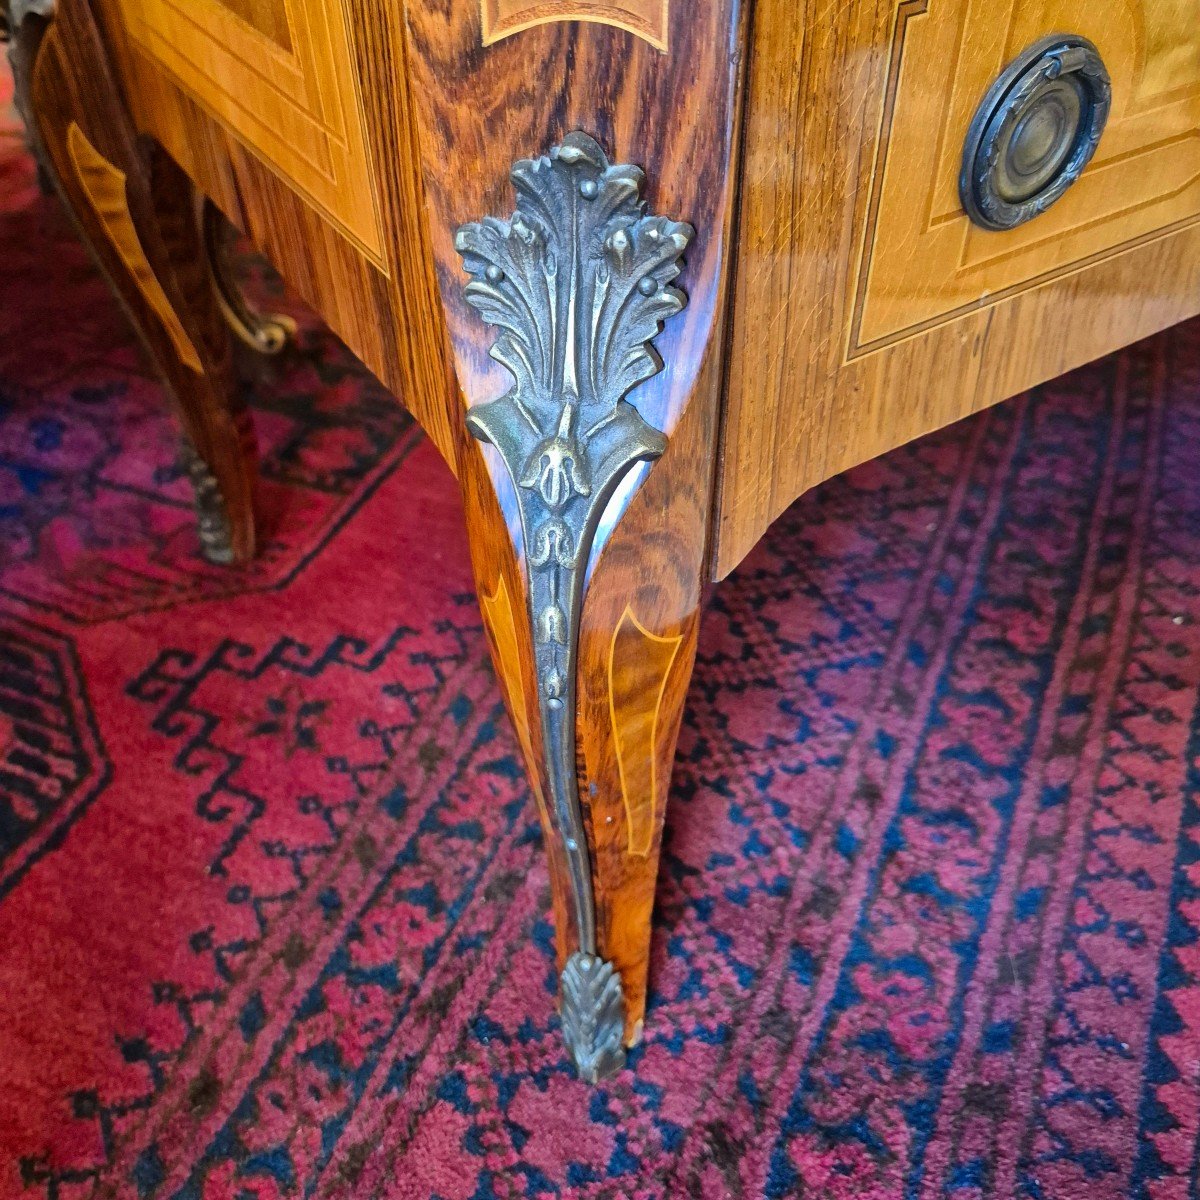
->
(88, 0), (461, 471)
(399, 0), (748, 1071)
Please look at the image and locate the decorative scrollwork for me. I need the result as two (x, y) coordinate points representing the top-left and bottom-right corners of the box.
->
(456, 131), (692, 1079)
(201, 200), (296, 357)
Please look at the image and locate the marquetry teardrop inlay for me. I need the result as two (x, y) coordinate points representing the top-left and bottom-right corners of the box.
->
(607, 607), (682, 857)
(66, 122), (204, 375)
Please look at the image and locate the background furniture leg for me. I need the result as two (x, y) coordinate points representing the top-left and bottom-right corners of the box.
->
(8, 0), (256, 564)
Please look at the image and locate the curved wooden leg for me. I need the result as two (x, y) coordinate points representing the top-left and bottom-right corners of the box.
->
(451, 135), (718, 1081)
(464, 420), (708, 1084)
(397, 0), (743, 1081)
(9, 0), (256, 564)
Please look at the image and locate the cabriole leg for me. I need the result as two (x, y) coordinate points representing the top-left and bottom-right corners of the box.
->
(9, 0), (256, 563)
(453, 133), (712, 1081)
(398, 0), (742, 1081)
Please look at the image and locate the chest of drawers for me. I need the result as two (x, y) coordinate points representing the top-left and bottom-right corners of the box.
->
(9, 0), (1200, 1080)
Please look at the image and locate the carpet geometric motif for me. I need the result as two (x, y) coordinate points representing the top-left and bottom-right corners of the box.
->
(0, 617), (110, 900)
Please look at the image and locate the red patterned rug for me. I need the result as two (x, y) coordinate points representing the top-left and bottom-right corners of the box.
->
(4, 69), (1200, 1200)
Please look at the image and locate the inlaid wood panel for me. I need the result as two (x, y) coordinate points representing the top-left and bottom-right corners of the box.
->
(854, 0), (1200, 352)
(212, 0), (291, 49)
(715, 0), (1200, 578)
(115, 0), (385, 264)
(87, 0), (459, 469)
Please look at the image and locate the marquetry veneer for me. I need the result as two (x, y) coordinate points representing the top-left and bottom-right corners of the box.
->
(8, 0), (1200, 1079)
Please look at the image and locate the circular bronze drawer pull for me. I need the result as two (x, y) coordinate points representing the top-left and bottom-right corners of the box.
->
(960, 34), (1111, 231)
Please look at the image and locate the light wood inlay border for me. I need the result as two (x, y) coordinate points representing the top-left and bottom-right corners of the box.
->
(118, 0), (386, 266)
(211, 0), (293, 50)
(848, 0), (1200, 358)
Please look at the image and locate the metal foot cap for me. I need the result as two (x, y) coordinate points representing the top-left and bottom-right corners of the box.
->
(560, 951), (626, 1084)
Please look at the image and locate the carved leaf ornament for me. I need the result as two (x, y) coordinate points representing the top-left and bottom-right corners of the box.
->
(455, 132), (692, 1080)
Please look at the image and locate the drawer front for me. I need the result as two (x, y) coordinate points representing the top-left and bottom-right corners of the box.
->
(115, 0), (385, 264)
(717, 0), (1200, 577)
(853, 0), (1200, 354)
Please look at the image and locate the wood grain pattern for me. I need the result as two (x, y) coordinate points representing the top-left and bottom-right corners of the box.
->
(480, 574), (550, 832)
(66, 121), (204, 374)
(87, 0), (460, 471)
(59, 0), (1200, 1059)
(715, 0), (1200, 577)
(211, 0), (291, 50)
(577, 396), (715, 1037)
(14, 0), (257, 563)
(480, 0), (670, 51)
(853, 0), (1200, 351)
(115, 0), (385, 263)
(401, 0), (746, 462)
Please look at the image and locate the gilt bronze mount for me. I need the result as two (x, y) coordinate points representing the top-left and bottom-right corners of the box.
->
(456, 131), (692, 1081)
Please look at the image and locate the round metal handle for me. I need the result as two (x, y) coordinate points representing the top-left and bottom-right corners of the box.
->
(960, 34), (1111, 231)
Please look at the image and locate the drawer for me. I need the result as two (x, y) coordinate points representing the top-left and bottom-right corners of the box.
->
(717, 0), (1200, 577)
(852, 0), (1200, 355)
